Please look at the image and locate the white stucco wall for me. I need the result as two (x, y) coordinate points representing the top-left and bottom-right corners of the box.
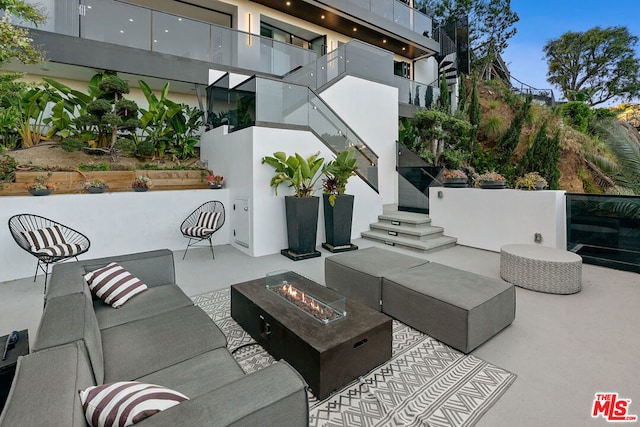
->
(320, 76), (398, 205)
(413, 56), (438, 85)
(0, 190), (231, 282)
(428, 188), (567, 252)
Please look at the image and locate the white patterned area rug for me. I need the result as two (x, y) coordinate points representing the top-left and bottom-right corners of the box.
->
(193, 288), (516, 427)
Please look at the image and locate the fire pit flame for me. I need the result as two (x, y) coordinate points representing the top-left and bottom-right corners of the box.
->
(271, 281), (343, 323)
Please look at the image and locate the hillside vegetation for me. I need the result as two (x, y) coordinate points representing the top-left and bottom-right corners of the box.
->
(471, 77), (625, 193)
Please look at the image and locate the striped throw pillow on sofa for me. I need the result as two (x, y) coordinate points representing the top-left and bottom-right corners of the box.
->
(84, 263), (148, 308)
(79, 381), (188, 427)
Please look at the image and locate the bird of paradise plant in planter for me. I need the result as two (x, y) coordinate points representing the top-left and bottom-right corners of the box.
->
(131, 176), (152, 192)
(83, 179), (108, 194)
(476, 171), (506, 189)
(27, 173), (56, 196)
(321, 148), (359, 253)
(262, 151), (324, 261)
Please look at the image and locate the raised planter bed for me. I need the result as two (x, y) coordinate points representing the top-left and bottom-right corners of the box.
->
(0, 170), (208, 196)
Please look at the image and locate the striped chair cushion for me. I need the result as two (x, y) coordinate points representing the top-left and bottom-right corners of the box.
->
(79, 381), (189, 427)
(22, 225), (65, 251)
(34, 243), (85, 257)
(182, 226), (215, 238)
(84, 263), (148, 308)
(196, 211), (221, 230)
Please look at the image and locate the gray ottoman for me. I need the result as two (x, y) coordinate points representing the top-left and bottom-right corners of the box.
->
(325, 247), (429, 311)
(383, 263), (515, 353)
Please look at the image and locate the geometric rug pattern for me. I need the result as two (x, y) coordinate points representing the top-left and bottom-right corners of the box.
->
(193, 288), (516, 427)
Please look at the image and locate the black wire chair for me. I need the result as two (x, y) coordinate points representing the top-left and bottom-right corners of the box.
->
(180, 201), (225, 260)
(8, 214), (91, 291)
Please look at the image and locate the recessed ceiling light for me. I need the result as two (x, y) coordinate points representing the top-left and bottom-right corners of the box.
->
(129, 18), (133, 22)
(383, 39), (387, 43)
(178, 18), (183, 21)
(353, 27), (357, 32)
(286, 1), (291, 5)
(321, 15), (325, 19)
(402, 47), (406, 50)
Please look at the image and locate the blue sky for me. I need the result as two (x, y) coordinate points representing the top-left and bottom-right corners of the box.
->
(501, 1), (640, 104)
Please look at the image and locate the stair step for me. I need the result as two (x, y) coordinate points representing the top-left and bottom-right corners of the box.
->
(361, 230), (457, 253)
(378, 211), (432, 228)
(369, 222), (444, 240)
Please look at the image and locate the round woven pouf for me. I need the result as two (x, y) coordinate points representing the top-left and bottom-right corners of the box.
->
(500, 244), (582, 294)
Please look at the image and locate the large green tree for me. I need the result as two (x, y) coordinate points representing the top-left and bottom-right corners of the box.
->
(0, 1), (47, 147)
(416, 0), (518, 75)
(543, 26), (640, 106)
(0, 0), (47, 67)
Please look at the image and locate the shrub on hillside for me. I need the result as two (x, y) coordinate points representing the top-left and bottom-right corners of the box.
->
(60, 138), (85, 152)
(558, 101), (591, 134)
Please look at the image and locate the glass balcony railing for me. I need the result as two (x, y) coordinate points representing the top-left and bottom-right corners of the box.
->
(346, 0), (432, 37)
(207, 75), (378, 191)
(285, 40), (394, 90)
(393, 76), (440, 108)
(21, 0), (316, 76)
(566, 193), (640, 273)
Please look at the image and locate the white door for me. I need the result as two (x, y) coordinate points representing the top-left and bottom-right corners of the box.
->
(233, 197), (250, 248)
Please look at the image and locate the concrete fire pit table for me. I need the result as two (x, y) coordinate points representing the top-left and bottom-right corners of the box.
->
(500, 244), (583, 294)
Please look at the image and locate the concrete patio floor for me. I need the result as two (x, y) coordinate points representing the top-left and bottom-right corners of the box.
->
(1, 239), (638, 427)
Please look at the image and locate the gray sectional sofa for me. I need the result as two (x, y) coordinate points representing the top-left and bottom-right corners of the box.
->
(0, 249), (309, 427)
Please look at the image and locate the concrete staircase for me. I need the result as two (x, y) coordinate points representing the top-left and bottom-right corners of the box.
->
(361, 210), (457, 253)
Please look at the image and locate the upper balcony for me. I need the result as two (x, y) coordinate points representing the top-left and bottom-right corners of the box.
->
(251, 0), (439, 59)
(15, 0), (317, 84)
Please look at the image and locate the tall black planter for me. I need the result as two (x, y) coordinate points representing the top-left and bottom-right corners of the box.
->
(321, 194), (358, 253)
(281, 196), (321, 261)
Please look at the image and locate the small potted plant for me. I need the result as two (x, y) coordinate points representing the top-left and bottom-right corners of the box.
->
(131, 176), (152, 192)
(442, 169), (468, 187)
(83, 178), (108, 194)
(27, 173), (56, 196)
(207, 174), (224, 189)
(476, 171), (506, 189)
(515, 172), (548, 190)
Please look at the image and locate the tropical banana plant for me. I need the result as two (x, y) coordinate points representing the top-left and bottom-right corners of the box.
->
(261, 151), (325, 197)
(138, 80), (203, 159)
(322, 148), (358, 206)
(14, 85), (61, 147)
(42, 76), (93, 139)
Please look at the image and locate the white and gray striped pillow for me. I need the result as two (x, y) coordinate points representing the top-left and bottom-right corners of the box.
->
(35, 243), (85, 257)
(22, 225), (86, 257)
(196, 211), (221, 230)
(182, 211), (221, 237)
(79, 381), (189, 427)
(182, 226), (215, 237)
(22, 225), (65, 251)
(84, 263), (148, 308)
